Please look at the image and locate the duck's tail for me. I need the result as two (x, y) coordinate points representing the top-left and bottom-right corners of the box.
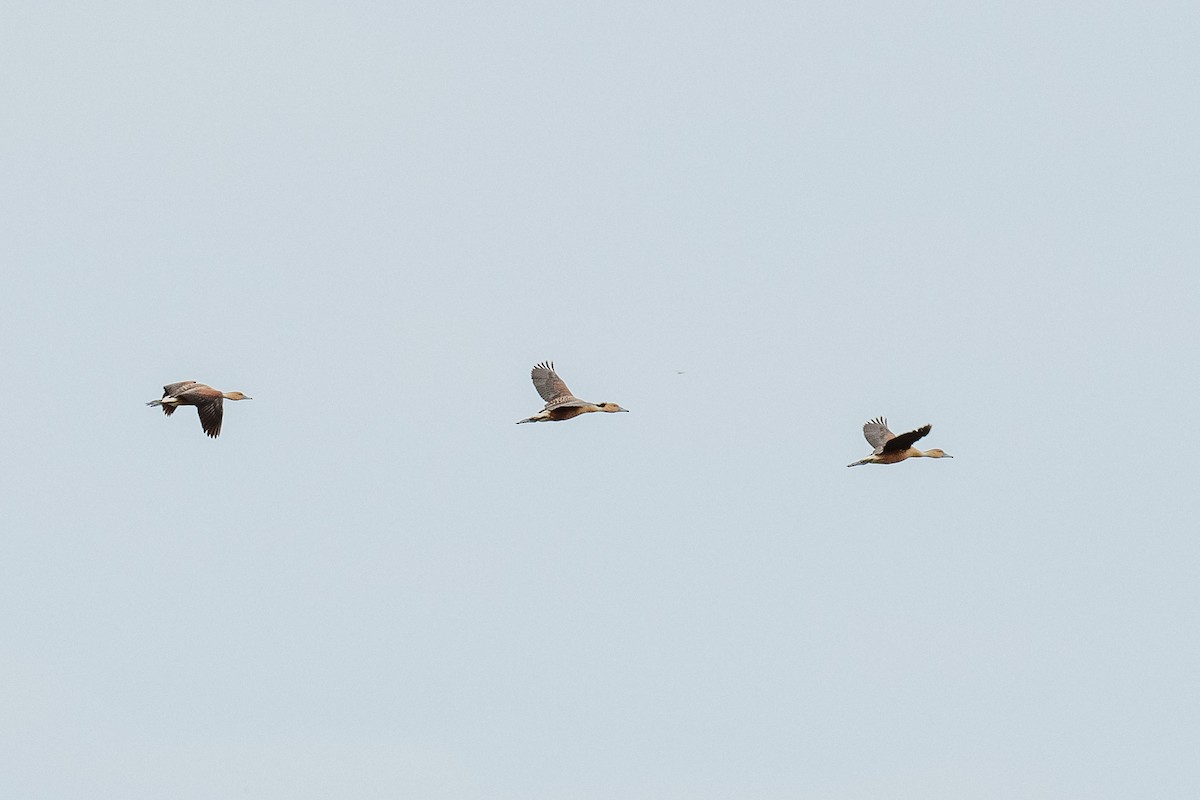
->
(147, 399), (176, 416)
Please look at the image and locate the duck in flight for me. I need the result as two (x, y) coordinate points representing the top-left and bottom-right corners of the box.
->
(517, 362), (628, 424)
(147, 381), (252, 438)
(847, 417), (952, 467)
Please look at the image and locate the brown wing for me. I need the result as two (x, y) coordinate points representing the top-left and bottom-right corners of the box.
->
(862, 417), (894, 454)
(882, 424), (931, 453)
(162, 380), (199, 397)
(195, 397), (224, 438)
(545, 397), (590, 410)
(530, 362), (577, 406)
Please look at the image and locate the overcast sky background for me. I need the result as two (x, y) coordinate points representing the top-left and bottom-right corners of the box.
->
(2, 2), (1198, 798)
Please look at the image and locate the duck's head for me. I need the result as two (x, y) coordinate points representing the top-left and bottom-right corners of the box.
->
(925, 448), (952, 458)
(595, 402), (629, 413)
(223, 391), (252, 401)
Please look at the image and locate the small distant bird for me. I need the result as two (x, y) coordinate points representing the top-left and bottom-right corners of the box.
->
(847, 417), (953, 467)
(147, 381), (252, 438)
(517, 362), (629, 424)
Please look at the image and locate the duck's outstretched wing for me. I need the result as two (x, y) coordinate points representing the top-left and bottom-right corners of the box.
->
(196, 398), (224, 438)
(531, 362), (578, 407)
(862, 417), (894, 454)
(883, 424), (931, 453)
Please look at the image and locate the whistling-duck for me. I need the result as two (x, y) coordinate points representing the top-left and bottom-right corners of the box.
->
(517, 362), (628, 424)
(147, 381), (252, 438)
(847, 417), (952, 467)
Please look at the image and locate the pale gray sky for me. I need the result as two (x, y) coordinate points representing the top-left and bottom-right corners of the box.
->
(2, 2), (1198, 798)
